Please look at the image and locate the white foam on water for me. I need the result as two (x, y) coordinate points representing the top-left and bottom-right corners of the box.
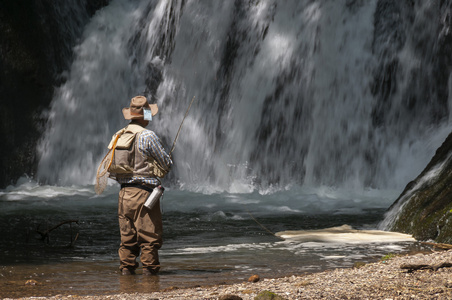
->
(276, 225), (415, 244)
(0, 177), (97, 201)
(167, 243), (271, 255)
(321, 255), (346, 260)
(0, 179), (399, 219)
(158, 185), (399, 216)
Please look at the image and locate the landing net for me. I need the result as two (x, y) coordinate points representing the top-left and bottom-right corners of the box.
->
(95, 134), (120, 195)
(95, 149), (113, 195)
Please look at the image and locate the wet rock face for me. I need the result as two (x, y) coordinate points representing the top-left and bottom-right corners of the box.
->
(0, 0), (109, 188)
(387, 131), (452, 243)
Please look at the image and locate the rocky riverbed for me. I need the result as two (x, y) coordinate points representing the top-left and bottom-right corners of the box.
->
(5, 249), (452, 300)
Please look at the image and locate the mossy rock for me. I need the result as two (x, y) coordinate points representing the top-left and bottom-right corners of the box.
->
(387, 131), (452, 244)
(254, 290), (287, 300)
(353, 261), (367, 268)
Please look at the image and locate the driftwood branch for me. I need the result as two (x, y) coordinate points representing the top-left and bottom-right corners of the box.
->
(421, 241), (452, 250)
(36, 220), (79, 243)
(400, 262), (452, 273)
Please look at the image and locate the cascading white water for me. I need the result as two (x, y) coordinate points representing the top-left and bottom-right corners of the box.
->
(37, 0), (172, 184)
(37, 0), (452, 194)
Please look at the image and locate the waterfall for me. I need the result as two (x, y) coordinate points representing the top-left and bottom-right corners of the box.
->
(37, 0), (452, 194)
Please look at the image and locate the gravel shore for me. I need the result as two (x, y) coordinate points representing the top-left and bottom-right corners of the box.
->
(6, 249), (452, 300)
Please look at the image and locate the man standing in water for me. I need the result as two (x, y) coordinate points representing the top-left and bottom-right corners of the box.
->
(107, 95), (173, 275)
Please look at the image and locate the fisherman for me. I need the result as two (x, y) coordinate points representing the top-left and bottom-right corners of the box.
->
(107, 95), (173, 275)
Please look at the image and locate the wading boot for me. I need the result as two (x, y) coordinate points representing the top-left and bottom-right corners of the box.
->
(121, 268), (136, 275)
(143, 267), (158, 275)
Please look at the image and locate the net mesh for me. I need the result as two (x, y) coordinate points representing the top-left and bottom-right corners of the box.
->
(95, 149), (113, 195)
(95, 133), (121, 195)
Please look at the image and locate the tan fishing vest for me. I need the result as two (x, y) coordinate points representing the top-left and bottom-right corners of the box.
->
(107, 124), (168, 179)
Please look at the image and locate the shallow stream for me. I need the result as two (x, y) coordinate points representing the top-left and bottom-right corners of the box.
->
(0, 180), (429, 298)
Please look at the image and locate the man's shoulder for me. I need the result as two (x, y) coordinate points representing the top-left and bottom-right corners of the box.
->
(138, 129), (159, 141)
(139, 129), (156, 136)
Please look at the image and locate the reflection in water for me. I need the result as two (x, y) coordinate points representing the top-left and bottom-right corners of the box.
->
(119, 272), (161, 293)
(0, 262), (163, 298)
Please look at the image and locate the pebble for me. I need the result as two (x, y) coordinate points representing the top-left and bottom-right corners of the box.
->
(25, 279), (38, 286)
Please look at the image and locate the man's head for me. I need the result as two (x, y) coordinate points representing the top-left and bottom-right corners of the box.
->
(122, 96), (158, 120)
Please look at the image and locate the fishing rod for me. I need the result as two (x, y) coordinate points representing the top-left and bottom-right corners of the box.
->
(170, 96), (196, 155)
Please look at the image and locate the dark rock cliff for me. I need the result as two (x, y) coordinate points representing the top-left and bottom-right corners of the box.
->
(0, 0), (109, 188)
(386, 131), (452, 243)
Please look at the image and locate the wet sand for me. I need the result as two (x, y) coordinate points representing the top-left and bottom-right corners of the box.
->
(3, 249), (452, 299)
(0, 260), (238, 298)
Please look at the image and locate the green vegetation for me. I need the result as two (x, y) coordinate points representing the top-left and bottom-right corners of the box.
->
(381, 253), (398, 262)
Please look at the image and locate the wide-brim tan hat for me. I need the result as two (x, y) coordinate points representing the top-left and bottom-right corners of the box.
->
(122, 96), (158, 120)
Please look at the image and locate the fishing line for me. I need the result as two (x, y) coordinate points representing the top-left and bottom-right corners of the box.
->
(246, 209), (284, 240)
(170, 96), (196, 155)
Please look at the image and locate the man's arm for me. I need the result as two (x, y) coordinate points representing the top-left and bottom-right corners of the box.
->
(139, 130), (173, 172)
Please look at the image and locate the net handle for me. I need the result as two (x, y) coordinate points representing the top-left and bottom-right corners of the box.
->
(107, 134), (121, 170)
(97, 132), (121, 177)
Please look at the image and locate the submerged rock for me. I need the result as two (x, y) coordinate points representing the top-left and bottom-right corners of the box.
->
(25, 279), (38, 286)
(384, 131), (452, 243)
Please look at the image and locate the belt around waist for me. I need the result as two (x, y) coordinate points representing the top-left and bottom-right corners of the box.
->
(120, 183), (154, 193)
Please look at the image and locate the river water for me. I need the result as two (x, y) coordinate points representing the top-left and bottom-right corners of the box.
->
(2, 0), (451, 297)
(0, 179), (427, 298)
